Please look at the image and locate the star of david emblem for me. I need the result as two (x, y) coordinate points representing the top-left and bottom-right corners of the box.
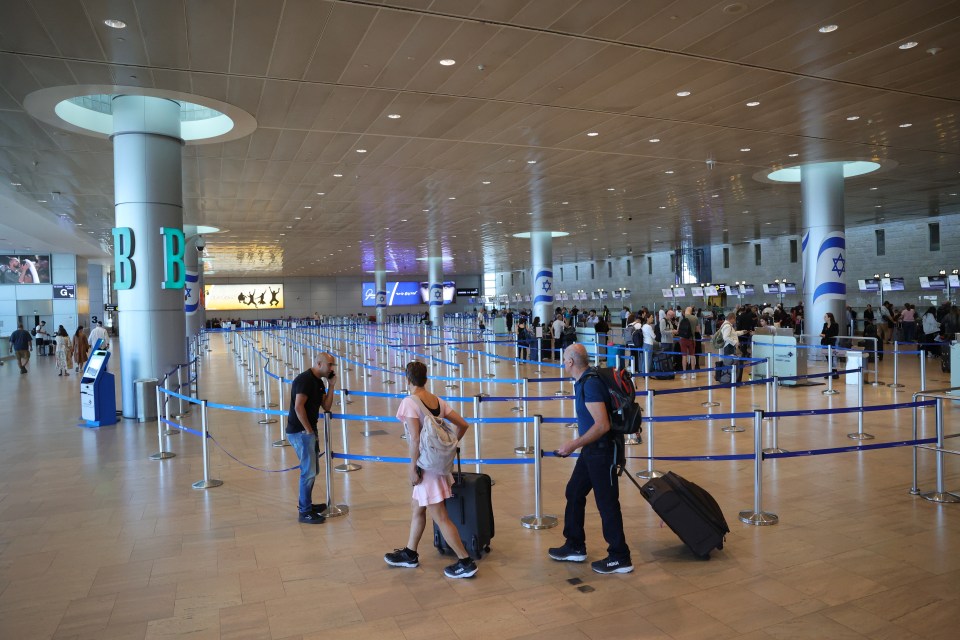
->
(832, 252), (846, 277)
(184, 286), (192, 300)
(433, 289), (442, 299)
(541, 280), (552, 293)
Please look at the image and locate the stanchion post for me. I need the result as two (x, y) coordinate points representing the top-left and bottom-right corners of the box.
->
(521, 415), (559, 530)
(174, 366), (189, 418)
(636, 391), (663, 479)
(702, 352), (719, 408)
(149, 386), (176, 460)
(722, 378), (744, 432)
(822, 346), (839, 395)
(258, 366), (279, 425)
(888, 341), (904, 390)
(161, 375), (180, 435)
(192, 400), (223, 489)
(515, 380), (533, 455)
(763, 376), (787, 454)
(738, 410), (779, 526)
(321, 412), (349, 516)
(910, 396), (920, 495)
(847, 367), (874, 440)
(472, 395), (488, 480)
(920, 398), (960, 503)
(335, 390), (361, 472)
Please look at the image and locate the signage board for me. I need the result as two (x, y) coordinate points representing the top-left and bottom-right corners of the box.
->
(1, 254), (51, 284)
(53, 284), (76, 299)
(456, 287), (479, 297)
(204, 284), (284, 310)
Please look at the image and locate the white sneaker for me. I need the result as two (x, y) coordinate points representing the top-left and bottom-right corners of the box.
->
(679, 374), (687, 380)
(690, 374), (697, 380)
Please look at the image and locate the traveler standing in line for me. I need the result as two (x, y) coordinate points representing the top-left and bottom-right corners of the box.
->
(89, 322), (110, 350)
(639, 313), (658, 373)
(677, 306), (698, 380)
(516, 316), (530, 360)
(551, 314), (565, 360)
(72, 326), (89, 372)
(35, 321), (50, 355)
(900, 303), (917, 343)
(505, 309), (514, 333)
(54, 325), (72, 376)
(819, 313), (840, 351)
(620, 306), (629, 328)
(286, 352), (336, 524)
(920, 306), (940, 357)
(549, 344), (633, 574)
(877, 302), (894, 344)
(10, 323), (32, 374)
(384, 361), (477, 578)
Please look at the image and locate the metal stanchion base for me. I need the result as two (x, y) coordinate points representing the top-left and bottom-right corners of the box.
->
(322, 505), (349, 517)
(267, 402), (278, 408)
(491, 359), (499, 364)
(344, 399), (354, 405)
(871, 380), (884, 386)
(738, 510), (779, 526)
(514, 446), (534, 455)
(624, 434), (641, 445)
(521, 514), (559, 529)
(366, 373), (373, 377)
(636, 469), (664, 480)
(763, 447), (788, 454)
(566, 422), (578, 429)
(510, 406), (523, 412)
(173, 411), (190, 419)
(382, 380), (395, 385)
(150, 451), (176, 460)
(192, 479), (223, 490)
(478, 392), (490, 398)
(847, 432), (875, 440)
(909, 487), (921, 495)
(163, 428), (180, 436)
(888, 384), (904, 392)
(721, 425), (745, 432)
(920, 491), (960, 503)
(334, 463), (362, 472)
(821, 389), (839, 395)
(701, 401), (720, 408)
(258, 418), (279, 425)
(444, 383), (459, 389)
(554, 389), (568, 396)
(272, 439), (290, 447)
(484, 373), (497, 378)
(254, 390), (264, 396)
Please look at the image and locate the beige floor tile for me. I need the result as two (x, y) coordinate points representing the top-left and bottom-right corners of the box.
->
(683, 582), (795, 633)
(393, 610), (458, 640)
(88, 560), (155, 596)
(762, 611), (872, 639)
(508, 584), (592, 629)
(265, 591), (364, 638)
(575, 608), (672, 640)
(634, 597), (738, 640)
(821, 603), (924, 639)
(239, 567), (286, 603)
(108, 584), (177, 627)
(218, 601), (271, 640)
(349, 576), (424, 621)
(439, 594), (537, 640)
(302, 617), (405, 640)
(889, 597), (960, 640)
(771, 560), (888, 606)
(52, 593), (117, 638)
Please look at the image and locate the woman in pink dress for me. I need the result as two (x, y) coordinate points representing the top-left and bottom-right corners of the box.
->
(384, 361), (478, 578)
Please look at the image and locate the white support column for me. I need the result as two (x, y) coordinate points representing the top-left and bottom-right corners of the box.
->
(530, 231), (554, 327)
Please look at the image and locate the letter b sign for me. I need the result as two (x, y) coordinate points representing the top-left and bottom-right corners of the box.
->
(112, 226), (185, 291)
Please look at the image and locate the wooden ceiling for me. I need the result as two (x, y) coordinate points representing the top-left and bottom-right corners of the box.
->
(1, 0), (958, 276)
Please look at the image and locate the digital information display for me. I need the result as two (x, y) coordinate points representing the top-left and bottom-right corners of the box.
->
(361, 281), (455, 307)
(53, 284), (76, 299)
(858, 278), (881, 292)
(920, 276), (947, 290)
(456, 287), (479, 297)
(204, 284), (284, 310)
(881, 277), (905, 291)
(1, 254), (51, 284)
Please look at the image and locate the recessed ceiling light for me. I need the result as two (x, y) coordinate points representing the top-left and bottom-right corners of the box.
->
(423, 209), (429, 212)
(561, 201), (569, 205)
(37, 199), (47, 203)
(104, 19), (126, 29)
(294, 217), (302, 220)
(676, 91), (691, 97)
(664, 170), (674, 174)
(788, 153), (799, 157)
(659, 206), (666, 209)
(448, 196), (456, 200)
(740, 147), (751, 152)
(819, 24), (838, 33)
(606, 187), (616, 191)
(746, 101), (760, 107)
(586, 132), (599, 137)
(439, 58), (456, 66)
(387, 113), (402, 119)
(356, 149), (367, 153)
(846, 115), (860, 121)
(279, 233), (286, 236)
(400, 219), (408, 222)
(899, 41), (918, 50)
(496, 221), (502, 224)
(869, 187), (878, 190)
(711, 194), (720, 198)
(527, 160), (537, 164)
(649, 138), (660, 143)
(333, 173), (343, 177)
(317, 192), (325, 195)
(11, 182), (22, 186)
(285, 225), (293, 229)
(899, 123), (912, 128)
(303, 206), (311, 209)
(481, 180), (491, 185)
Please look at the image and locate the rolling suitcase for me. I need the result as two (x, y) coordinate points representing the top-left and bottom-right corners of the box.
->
(624, 469), (729, 559)
(433, 451), (494, 559)
(715, 358), (732, 383)
(651, 347), (675, 380)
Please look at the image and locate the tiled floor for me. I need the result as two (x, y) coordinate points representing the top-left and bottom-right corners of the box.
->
(1, 330), (958, 639)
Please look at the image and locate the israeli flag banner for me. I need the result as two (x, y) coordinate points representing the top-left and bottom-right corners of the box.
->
(812, 230), (846, 304)
(184, 269), (200, 314)
(429, 283), (444, 306)
(533, 269), (554, 305)
(376, 290), (387, 308)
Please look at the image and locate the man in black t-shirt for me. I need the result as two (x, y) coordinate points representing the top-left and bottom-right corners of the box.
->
(286, 352), (337, 523)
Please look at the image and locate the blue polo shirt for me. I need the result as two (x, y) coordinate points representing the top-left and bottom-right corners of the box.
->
(573, 369), (611, 437)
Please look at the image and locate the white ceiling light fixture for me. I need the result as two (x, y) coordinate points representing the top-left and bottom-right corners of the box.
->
(664, 170), (674, 174)
(740, 147), (751, 152)
(387, 113), (401, 119)
(586, 131), (599, 137)
(746, 101), (760, 107)
(649, 138), (660, 143)
(846, 115), (860, 121)
(819, 24), (838, 33)
(899, 41), (918, 50)
(788, 153), (799, 157)
(527, 160), (537, 164)
(481, 180), (491, 185)
(333, 173), (343, 177)
(676, 90), (691, 97)
(303, 206), (311, 209)
(439, 59), (456, 66)
(899, 123), (912, 128)
(104, 19), (127, 29)
(356, 149), (367, 153)
(316, 192), (325, 195)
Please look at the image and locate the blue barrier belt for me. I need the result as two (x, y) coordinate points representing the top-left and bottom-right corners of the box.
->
(330, 453), (535, 465)
(160, 417), (202, 438)
(207, 433), (315, 472)
(769, 399), (934, 418)
(764, 437), (938, 459)
(647, 412), (756, 422)
(626, 453), (754, 461)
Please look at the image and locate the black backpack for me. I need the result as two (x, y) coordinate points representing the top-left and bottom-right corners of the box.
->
(31, 328), (37, 337)
(582, 367), (643, 435)
(631, 327), (644, 348)
(677, 317), (693, 339)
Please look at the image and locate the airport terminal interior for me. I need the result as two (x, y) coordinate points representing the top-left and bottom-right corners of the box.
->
(2, 1), (960, 639)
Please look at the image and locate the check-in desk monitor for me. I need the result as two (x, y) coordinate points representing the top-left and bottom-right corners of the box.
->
(80, 350), (116, 427)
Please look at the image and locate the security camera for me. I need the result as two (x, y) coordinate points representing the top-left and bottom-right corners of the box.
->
(628, 216), (633, 221)
(196, 235), (206, 251)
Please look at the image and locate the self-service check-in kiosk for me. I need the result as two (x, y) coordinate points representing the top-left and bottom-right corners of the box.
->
(80, 349), (116, 427)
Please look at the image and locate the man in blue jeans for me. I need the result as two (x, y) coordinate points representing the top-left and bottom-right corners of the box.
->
(549, 344), (633, 574)
(286, 352), (336, 523)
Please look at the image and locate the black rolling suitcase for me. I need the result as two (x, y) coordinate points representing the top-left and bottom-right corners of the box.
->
(433, 451), (494, 559)
(624, 469), (729, 559)
(651, 347), (675, 380)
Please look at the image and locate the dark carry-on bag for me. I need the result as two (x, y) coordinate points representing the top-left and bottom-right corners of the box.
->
(624, 469), (729, 559)
(433, 450), (494, 559)
(651, 347), (676, 380)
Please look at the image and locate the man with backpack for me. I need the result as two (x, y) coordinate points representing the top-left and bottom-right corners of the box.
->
(548, 344), (633, 575)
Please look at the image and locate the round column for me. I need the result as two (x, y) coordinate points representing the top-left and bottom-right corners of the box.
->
(530, 231), (555, 326)
(800, 162), (846, 343)
(427, 256), (444, 328)
(184, 235), (205, 339)
(374, 269), (387, 324)
(112, 95), (185, 418)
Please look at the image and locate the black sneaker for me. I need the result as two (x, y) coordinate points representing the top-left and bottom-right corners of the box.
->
(443, 557), (478, 579)
(298, 511), (326, 524)
(20, 366), (27, 374)
(591, 556), (633, 574)
(311, 503), (327, 514)
(384, 547), (419, 568)
(548, 542), (587, 562)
